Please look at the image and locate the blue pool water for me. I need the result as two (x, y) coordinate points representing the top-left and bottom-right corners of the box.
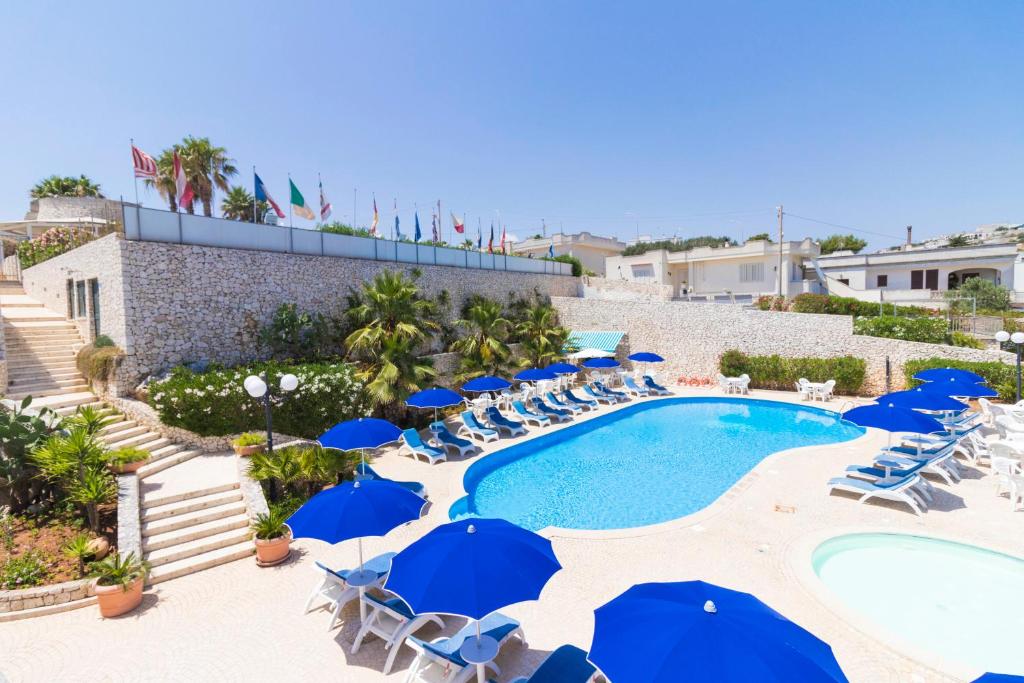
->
(451, 398), (863, 531)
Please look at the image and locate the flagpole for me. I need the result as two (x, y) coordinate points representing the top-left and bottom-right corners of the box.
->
(353, 188), (357, 230)
(318, 172), (322, 225)
(252, 166), (257, 223)
(129, 138), (140, 207)
(287, 172), (293, 228)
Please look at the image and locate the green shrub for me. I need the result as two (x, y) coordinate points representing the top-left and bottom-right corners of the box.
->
(718, 350), (866, 394)
(622, 236), (736, 256)
(904, 358), (1016, 401)
(251, 509), (289, 540)
(320, 222), (374, 238)
(259, 303), (347, 361)
(17, 227), (95, 269)
(106, 447), (149, 466)
(92, 335), (115, 348)
(76, 343), (123, 383)
(789, 293), (930, 318)
(231, 432), (266, 448)
(0, 550), (49, 589)
(542, 254), (582, 277)
(148, 361), (369, 438)
(755, 295), (787, 311)
(947, 278), (1011, 312)
(853, 316), (947, 344)
(949, 331), (984, 349)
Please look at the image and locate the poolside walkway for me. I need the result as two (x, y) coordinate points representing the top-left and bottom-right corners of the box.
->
(0, 387), (1015, 682)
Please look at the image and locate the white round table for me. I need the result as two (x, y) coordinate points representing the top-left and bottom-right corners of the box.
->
(459, 634), (499, 683)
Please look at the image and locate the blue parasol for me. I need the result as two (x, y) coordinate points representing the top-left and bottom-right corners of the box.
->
(461, 376), (513, 393)
(407, 387), (464, 422)
(913, 368), (986, 384)
(875, 389), (968, 412)
(841, 403), (944, 435)
(627, 352), (665, 363)
(582, 357), (620, 369)
(318, 417), (402, 467)
(546, 362), (581, 375)
(514, 367), (558, 382)
(918, 378), (998, 399)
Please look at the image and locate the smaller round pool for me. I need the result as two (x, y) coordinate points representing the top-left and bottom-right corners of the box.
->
(813, 533), (1024, 675)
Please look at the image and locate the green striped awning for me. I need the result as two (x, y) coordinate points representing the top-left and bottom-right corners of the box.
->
(565, 330), (625, 355)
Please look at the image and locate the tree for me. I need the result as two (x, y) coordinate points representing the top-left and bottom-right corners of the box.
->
(221, 185), (267, 222)
(946, 234), (972, 248)
(746, 233), (771, 243)
(30, 175), (103, 199)
(345, 270), (439, 407)
(179, 136), (237, 217)
(948, 277), (1010, 312)
(622, 236), (735, 256)
(143, 148), (181, 212)
(818, 234), (867, 255)
(516, 303), (569, 367)
(451, 296), (511, 379)
(459, 238), (475, 250)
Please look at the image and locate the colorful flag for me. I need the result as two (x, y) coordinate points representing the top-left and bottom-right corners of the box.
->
(431, 212), (439, 242)
(414, 211), (422, 242)
(289, 179), (315, 220)
(394, 199), (402, 239)
(131, 145), (157, 179)
(173, 151), (194, 211)
(255, 172), (285, 218)
(488, 221), (494, 253)
(370, 196), (379, 236)
(452, 212), (465, 234)
(548, 239), (555, 258)
(500, 224), (507, 254)
(477, 220), (482, 249)
(318, 178), (332, 221)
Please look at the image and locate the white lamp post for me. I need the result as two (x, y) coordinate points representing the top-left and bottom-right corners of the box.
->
(995, 330), (1024, 402)
(243, 371), (299, 456)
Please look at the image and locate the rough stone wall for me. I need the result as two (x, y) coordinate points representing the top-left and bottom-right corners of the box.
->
(552, 297), (1014, 394)
(580, 276), (674, 301)
(27, 196), (127, 224)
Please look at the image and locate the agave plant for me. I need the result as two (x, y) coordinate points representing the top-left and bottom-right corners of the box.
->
(62, 533), (95, 578)
(69, 469), (116, 532)
(90, 552), (149, 589)
(64, 405), (111, 437)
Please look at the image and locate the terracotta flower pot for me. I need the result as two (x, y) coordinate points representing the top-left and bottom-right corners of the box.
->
(108, 459), (148, 475)
(254, 534), (291, 567)
(234, 444), (265, 457)
(94, 577), (144, 618)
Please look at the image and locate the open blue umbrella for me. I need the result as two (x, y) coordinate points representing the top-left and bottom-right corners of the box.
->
(385, 518), (562, 681)
(842, 403), (944, 435)
(407, 387), (463, 422)
(546, 362), (580, 375)
(318, 417), (402, 467)
(627, 352), (665, 363)
(514, 367), (558, 382)
(876, 389), (968, 412)
(589, 581), (848, 683)
(461, 376), (513, 393)
(973, 674), (1024, 682)
(919, 378), (997, 398)
(582, 357), (620, 369)
(914, 367), (986, 384)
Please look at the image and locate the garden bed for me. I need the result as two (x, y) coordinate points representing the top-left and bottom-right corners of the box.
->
(1, 505), (116, 589)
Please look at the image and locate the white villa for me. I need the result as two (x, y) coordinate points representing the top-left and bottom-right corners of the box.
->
(512, 231), (626, 275)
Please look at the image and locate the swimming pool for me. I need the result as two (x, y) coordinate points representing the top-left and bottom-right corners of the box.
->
(449, 397), (863, 531)
(813, 533), (1024, 675)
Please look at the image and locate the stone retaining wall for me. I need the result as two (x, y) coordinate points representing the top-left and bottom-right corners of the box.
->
(580, 276), (674, 301)
(552, 297), (1014, 394)
(0, 577), (94, 616)
(21, 236), (577, 394)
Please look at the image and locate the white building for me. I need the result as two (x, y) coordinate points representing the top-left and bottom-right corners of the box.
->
(604, 238), (820, 300)
(512, 232), (626, 276)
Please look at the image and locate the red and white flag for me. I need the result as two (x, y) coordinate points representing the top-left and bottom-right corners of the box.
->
(451, 212), (464, 234)
(500, 224), (507, 253)
(319, 179), (332, 221)
(173, 151), (194, 211)
(131, 145), (157, 179)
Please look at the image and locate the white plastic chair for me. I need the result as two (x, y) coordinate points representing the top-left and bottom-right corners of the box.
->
(737, 373), (751, 395)
(351, 593), (445, 674)
(991, 456), (1024, 510)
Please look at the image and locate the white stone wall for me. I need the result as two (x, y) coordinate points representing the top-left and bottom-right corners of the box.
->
(552, 297), (1014, 394)
(580, 276), (674, 301)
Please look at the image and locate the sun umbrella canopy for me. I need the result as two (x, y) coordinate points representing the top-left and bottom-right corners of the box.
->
(913, 368), (986, 384)
(546, 362), (581, 375)
(406, 387), (463, 409)
(318, 417), (401, 451)
(875, 389), (968, 412)
(589, 581), (849, 683)
(582, 357), (621, 369)
(918, 378), (998, 398)
(514, 368), (558, 382)
(461, 376), (513, 393)
(567, 347), (614, 359)
(384, 518), (562, 620)
(972, 674), (1024, 682)
(841, 403), (944, 434)
(286, 479), (426, 545)
(627, 352), (665, 363)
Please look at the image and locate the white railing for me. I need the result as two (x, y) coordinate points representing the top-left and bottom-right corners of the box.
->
(122, 206), (572, 277)
(1, 255), (21, 281)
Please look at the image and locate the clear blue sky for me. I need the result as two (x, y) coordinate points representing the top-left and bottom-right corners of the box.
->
(1, 1), (1020, 249)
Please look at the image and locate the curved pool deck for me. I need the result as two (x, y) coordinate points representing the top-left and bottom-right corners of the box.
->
(0, 386), (1016, 683)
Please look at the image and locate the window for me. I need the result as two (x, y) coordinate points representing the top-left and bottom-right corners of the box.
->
(925, 269), (939, 290)
(837, 278), (850, 286)
(876, 274), (888, 287)
(738, 262), (765, 283)
(911, 270), (923, 289)
(630, 264), (655, 280)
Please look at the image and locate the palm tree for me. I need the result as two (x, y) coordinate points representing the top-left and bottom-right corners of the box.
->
(221, 185), (267, 222)
(179, 136), (237, 217)
(30, 175), (103, 198)
(459, 238), (475, 250)
(451, 296), (511, 379)
(516, 303), (569, 368)
(143, 148), (180, 212)
(345, 270), (439, 407)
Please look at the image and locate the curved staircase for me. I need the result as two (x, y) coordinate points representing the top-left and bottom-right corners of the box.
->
(1, 282), (253, 583)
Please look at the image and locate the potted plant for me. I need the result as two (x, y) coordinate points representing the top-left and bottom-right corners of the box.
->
(106, 447), (150, 474)
(90, 552), (149, 617)
(232, 432), (267, 457)
(251, 509), (291, 567)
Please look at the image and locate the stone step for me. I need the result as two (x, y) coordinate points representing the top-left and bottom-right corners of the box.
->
(97, 425), (150, 445)
(98, 418), (135, 435)
(5, 330), (80, 342)
(54, 399), (105, 417)
(103, 432), (167, 452)
(137, 448), (200, 479)
(7, 373), (85, 387)
(141, 489), (244, 522)
(1, 311), (66, 322)
(143, 481), (240, 509)
(7, 383), (90, 400)
(7, 368), (84, 384)
(144, 527), (252, 567)
(141, 501), (248, 537)
(5, 340), (81, 353)
(146, 442), (186, 462)
(7, 348), (77, 362)
(7, 358), (78, 373)
(143, 513), (251, 552)
(146, 541), (254, 586)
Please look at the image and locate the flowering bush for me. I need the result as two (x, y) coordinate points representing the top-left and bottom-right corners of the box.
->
(17, 227), (95, 269)
(148, 361), (370, 438)
(719, 349), (866, 394)
(852, 315), (947, 344)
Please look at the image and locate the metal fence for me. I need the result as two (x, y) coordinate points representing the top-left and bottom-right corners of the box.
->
(122, 206), (572, 276)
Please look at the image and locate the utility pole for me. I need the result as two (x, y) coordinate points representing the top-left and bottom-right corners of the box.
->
(777, 205), (784, 297)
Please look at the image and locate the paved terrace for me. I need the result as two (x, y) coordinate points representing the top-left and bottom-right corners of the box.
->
(0, 387), (1016, 683)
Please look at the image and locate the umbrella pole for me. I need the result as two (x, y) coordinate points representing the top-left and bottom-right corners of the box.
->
(475, 620), (484, 683)
(358, 536), (364, 571)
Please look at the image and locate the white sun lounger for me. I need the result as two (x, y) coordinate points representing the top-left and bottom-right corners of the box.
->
(351, 593), (445, 674)
(827, 473), (928, 516)
(303, 552), (396, 630)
